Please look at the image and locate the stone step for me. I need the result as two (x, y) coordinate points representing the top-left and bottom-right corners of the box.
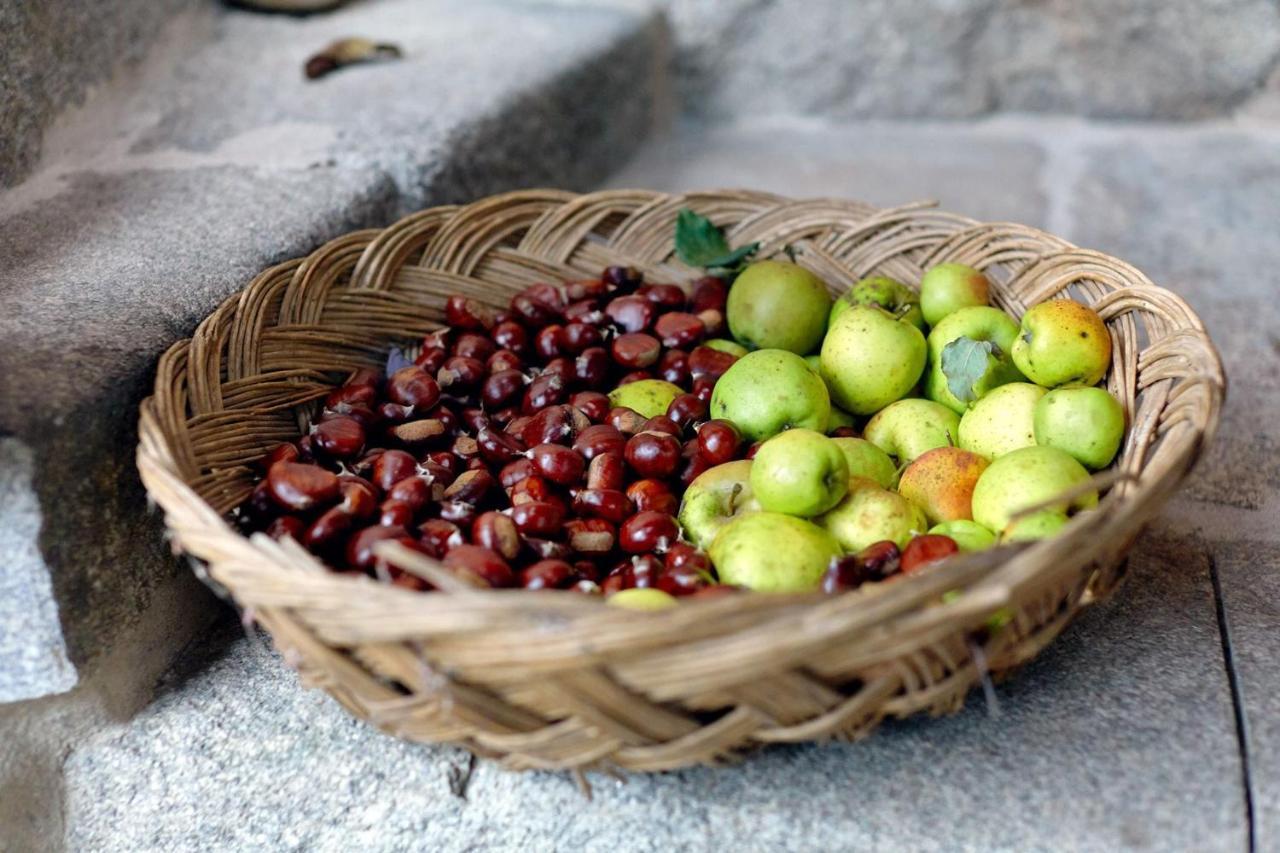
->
(49, 524), (1242, 851)
(0, 0), (665, 705)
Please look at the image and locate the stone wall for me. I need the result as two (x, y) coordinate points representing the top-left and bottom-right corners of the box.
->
(0, 0), (190, 187)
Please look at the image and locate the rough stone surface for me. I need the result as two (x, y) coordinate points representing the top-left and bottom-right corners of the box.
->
(1216, 539), (1280, 852)
(0, 0), (662, 699)
(61, 526), (1242, 852)
(608, 118), (1048, 225)
(1069, 132), (1280, 512)
(0, 438), (75, 702)
(0, 0), (187, 187)
(662, 0), (1280, 120)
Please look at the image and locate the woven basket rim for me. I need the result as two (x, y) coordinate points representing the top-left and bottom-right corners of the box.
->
(136, 188), (1225, 772)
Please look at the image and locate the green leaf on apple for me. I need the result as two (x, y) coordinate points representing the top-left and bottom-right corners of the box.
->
(674, 208), (759, 274)
(941, 336), (999, 404)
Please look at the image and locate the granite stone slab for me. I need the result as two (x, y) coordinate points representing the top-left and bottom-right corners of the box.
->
(1215, 539), (1280, 852)
(61, 525), (1242, 852)
(0, 0), (662, 699)
(607, 119), (1048, 227)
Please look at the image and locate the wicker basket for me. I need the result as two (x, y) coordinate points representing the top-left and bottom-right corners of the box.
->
(137, 189), (1224, 773)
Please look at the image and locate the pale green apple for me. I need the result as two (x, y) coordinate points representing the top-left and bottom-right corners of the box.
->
(999, 510), (1070, 543)
(919, 263), (990, 327)
(1010, 299), (1112, 387)
(727, 260), (831, 354)
(1034, 386), (1126, 469)
(678, 460), (760, 549)
(819, 305), (927, 415)
(750, 429), (849, 517)
(971, 445), (1098, 534)
(831, 437), (898, 489)
(826, 405), (857, 433)
(608, 379), (682, 419)
(704, 338), (749, 357)
(607, 588), (678, 610)
(924, 306), (1025, 413)
(829, 276), (925, 330)
(817, 477), (929, 552)
(863, 399), (960, 463)
(709, 512), (841, 592)
(805, 354), (822, 372)
(929, 520), (996, 551)
(958, 382), (1046, 460)
(710, 349), (831, 441)
(897, 446), (989, 524)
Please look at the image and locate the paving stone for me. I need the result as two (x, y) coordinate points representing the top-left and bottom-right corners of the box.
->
(1070, 133), (1280, 512)
(0, 0), (186, 186)
(62, 525), (1242, 852)
(1215, 539), (1280, 851)
(608, 120), (1048, 227)
(661, 0), (1280, 121)
(0, 0), (662, 699)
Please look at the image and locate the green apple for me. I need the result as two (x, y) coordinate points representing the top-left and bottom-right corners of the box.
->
(826, 406), (857, 433)
(710, 349), (830, 442)
(817, 477), (928, 552)
(1010, 299), (1112, 387)
(830, 276), (925, 331)
(999, 510), (1070, 543)
(924, 306), (1025, 413)
(897, 446), (989, 524)
(971, 445), (1098, 535)
(1034, 386), (1126, 469)
(704, 338), (749, 357)
(831, 437), (898, 489)
(863, 399), (960, 463)
(607, 588), (678, 610)
(678, 460), (761, 549)
(727, 260), (831, 354)
(919, 263), (990, 327)
(929, 520), (996, 551)
(805, 354), (822, 372)
(819, 305), (927, 415)
(709, 512), (841, 592)
(750, 429), (849, 517)
(958, 382), (1046, 460)
(608, 379), (682, 419)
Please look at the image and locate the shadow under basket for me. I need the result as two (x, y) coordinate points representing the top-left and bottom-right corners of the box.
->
(137, 189), (1224, 773)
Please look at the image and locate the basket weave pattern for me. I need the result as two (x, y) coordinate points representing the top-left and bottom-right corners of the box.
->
(138, 190), (1223, 772)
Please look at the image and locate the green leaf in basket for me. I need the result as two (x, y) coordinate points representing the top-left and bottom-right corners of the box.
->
(674, 208), (759, 275)
(941, 336), (999, 405)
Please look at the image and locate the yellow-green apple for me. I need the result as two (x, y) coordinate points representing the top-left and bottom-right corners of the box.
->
(709, 512), (841, 592)
(710, 349), (830, 441)
(704, 338), (749, 357)
(825, 406), (857, 433)
(831, 437), (898, 489)
(750, 429), (849, 517)
(971, 445), (1098, 534)
(727, 260), (831, 354)
(607, 588), (678, 610)
(829, 276), (925, 330)
(1034, 386), (1126, 469)
(678, 460), (761, 549)
(1010, 299), (1112, 387)
(924, 306), (1025, 413)
(863, 398), (960, 463)
(897, 446), (990, 524)
(820, 306), (927, 415)
(999, 509), (1070, 543)
(817, 477), (928, 552)
(929, 519), (996, 551)
(958, 382), (1046, 460)
(919, 263), (990, 327)
(608, 379), (682, 419)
